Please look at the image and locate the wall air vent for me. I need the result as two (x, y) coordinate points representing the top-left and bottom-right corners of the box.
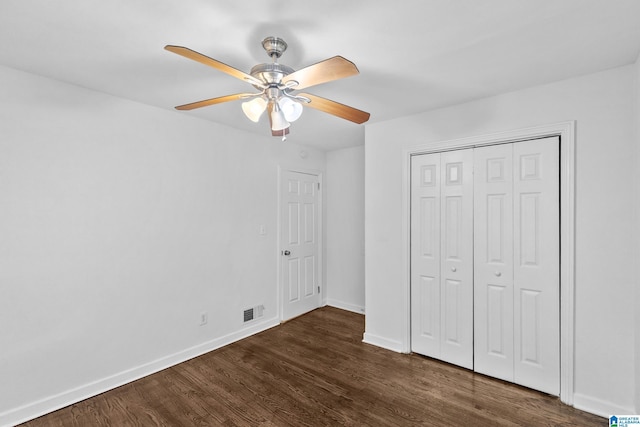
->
(243, 304), (265, 323)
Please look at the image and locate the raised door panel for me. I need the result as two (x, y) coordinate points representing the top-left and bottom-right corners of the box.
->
(474, 143), (515, 381)
(513, 137), (560, 395)
(287, 258), (300, 301)
(286, 200), (301, 303)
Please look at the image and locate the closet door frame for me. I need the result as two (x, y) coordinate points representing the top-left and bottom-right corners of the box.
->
(401, 121), (576, 405)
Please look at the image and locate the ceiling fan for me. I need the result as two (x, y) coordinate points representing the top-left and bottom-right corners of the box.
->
(165, 37), (370, 138)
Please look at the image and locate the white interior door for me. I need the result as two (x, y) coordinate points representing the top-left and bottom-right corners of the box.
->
(280, 170), (321, 321)
(474, 137), (560, 395)
(411, 149), (474, 369)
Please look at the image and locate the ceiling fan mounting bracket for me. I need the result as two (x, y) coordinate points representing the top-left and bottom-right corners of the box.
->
(261, 36), (287, 59)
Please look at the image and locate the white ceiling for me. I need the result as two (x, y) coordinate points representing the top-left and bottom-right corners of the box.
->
(2, 0), (640, 150)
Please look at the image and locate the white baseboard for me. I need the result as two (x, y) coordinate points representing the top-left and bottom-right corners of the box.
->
(362, 332), (404, 353)
(0, 317), (280, 427)
(573, 392), (636, 418)
(326, 298), (365, 315)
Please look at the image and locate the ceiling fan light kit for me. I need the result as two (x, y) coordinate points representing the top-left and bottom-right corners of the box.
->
(278, 97), (303, 122)
(270, 101), (290, 131)
(241, 97), (267, 122)
(165, 36), (370, 139)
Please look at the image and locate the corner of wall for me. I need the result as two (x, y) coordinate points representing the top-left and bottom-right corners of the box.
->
(364, 67), (638, 415)
(0, 66), (329, 425)
(325, 145), (366, 313)
(634, 52), (640, 414)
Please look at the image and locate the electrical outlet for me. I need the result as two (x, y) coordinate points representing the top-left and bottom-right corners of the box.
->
(199, 311), (208, 326)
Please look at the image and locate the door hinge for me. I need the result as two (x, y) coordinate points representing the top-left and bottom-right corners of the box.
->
(317, 285), (320, 293)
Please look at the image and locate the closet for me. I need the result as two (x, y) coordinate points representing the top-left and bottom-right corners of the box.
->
(410, 136), (559, 395)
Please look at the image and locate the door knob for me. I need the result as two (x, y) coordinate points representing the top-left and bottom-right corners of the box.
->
(283, 250), (291, 256)
(451, 267), (457, 272)
(495, 271), (501, 277)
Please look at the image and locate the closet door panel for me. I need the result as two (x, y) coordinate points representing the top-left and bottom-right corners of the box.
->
(410, 153), (442, 357)
(474, 143), (514, 381)
(513, 137), (560, 395)
(439, 149), (474, 369)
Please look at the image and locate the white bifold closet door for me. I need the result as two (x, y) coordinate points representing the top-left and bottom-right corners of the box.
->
(411, 136), (560, 395)
(474, 137), (560, 395)
(410, 149), (474, 370)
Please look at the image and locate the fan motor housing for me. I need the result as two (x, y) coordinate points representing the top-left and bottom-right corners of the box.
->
(249, 63), (295, 88)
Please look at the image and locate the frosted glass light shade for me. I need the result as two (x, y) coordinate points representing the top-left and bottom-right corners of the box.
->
(241, 97), (267, 122)
(271, 103), (290, 131)
(271, 110), (290, 131)
(278, 97), (303, 122)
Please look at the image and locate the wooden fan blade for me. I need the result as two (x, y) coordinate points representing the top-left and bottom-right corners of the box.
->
(165, 45), (263, 87)
(282, 56), (359, 90)
(299, 93), (370, 124)
(175, 93), (255, 110)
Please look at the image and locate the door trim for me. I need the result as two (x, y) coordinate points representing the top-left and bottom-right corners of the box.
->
(277, 166), (324, 321)
(401, 121), (575, 405)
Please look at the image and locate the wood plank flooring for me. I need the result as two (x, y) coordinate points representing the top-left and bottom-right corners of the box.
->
(22, 307), (603, 426)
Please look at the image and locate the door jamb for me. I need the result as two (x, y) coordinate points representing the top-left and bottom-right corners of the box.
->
(401, 121), (575, 405)
(277, 166), (324, 322)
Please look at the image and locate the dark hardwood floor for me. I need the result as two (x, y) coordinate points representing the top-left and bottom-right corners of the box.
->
(22, 307), (603, 426)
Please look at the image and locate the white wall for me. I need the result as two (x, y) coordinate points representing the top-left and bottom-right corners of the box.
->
(0, 65), (326, 426)
(634, 53), (640, 414)
(364, 65), (637, 416)
(325, 146), (365, 314)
